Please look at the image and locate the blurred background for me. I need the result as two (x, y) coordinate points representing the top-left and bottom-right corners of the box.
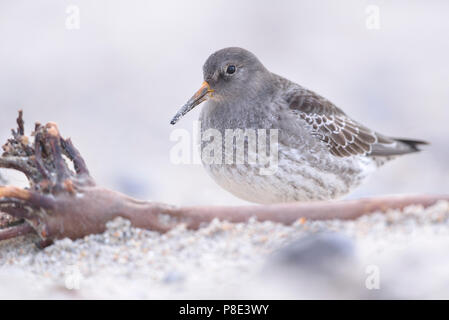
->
(0, 0), (448, 206)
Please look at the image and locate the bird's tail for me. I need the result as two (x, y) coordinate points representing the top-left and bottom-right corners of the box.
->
(370, 136), (429, 157)
(394, 138), (429, 153)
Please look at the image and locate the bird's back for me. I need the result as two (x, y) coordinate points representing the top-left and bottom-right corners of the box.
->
(272, 73), (428, 159)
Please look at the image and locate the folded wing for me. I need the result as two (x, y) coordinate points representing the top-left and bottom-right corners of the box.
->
(285, 88), (428, 157)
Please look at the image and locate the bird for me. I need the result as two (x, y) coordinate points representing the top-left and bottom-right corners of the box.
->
(170, 47), (427, 204)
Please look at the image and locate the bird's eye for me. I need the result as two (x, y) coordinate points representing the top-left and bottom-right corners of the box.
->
(226, 65), (236, 75)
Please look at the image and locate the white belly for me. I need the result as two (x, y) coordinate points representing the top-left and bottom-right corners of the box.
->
(202, 146), (377, 204)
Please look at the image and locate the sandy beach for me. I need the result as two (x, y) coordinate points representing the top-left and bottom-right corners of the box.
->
(1, 201), (449, 299)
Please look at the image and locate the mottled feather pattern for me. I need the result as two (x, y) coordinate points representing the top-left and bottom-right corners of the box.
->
(296, 112), (379, 157)
(284, 86), (392, 157)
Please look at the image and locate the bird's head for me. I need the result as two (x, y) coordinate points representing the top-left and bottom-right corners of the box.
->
(170, 47), (268, 125)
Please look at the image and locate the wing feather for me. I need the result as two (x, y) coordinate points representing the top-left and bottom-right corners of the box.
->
(285, 88), (389, 157)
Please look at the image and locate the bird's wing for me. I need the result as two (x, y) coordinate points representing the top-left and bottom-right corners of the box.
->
(284, 87), (396, 157)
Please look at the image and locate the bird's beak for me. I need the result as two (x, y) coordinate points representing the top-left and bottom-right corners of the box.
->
(170, 81), (213, 125)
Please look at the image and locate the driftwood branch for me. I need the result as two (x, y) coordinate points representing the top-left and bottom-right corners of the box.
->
(0, 111), (447, 247)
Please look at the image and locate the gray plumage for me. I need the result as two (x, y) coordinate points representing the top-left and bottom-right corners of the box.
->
(171, 47), (428, 203)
